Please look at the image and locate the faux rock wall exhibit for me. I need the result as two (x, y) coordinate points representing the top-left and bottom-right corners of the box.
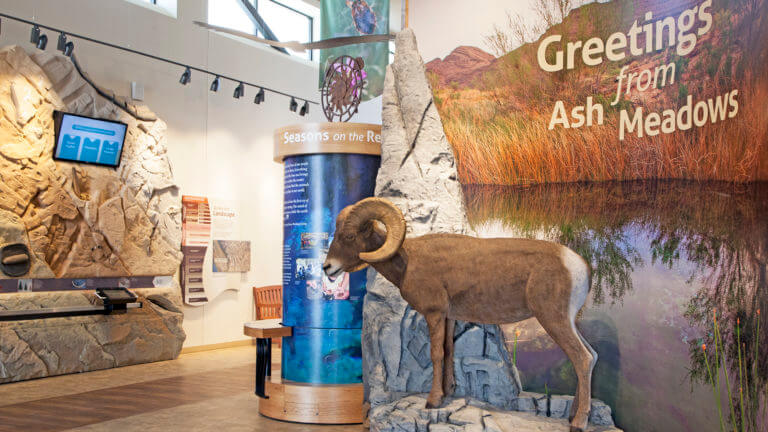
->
(364, 30), (619, 431)
(0, 45), (182, 279)
(0, 45), (185, 382)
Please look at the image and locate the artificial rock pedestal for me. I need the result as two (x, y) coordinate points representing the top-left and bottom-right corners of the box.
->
(363, 29), (620, 431)
(370, 395), (619, 432)
(0, 45), (185, 382)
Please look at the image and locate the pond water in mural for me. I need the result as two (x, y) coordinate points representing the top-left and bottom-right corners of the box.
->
(463, 180), (768, 432)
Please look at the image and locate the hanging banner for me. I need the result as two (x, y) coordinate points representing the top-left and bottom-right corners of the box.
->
(181, 195), (211, 306)
(319, 0), (390, 101)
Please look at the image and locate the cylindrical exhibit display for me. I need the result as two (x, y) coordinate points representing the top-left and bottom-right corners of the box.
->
(276, 123), (381, 385)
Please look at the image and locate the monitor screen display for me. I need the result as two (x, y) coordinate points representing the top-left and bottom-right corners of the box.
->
(53, 111), (128, 168)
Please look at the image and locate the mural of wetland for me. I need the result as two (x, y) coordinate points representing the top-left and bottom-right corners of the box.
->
(463, 181), (767, 432)
(420, 0), (768, 429)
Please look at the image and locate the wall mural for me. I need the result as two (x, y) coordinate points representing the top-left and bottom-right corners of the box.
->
(416, 0), (768, 431)
(0, 45), (182, 280)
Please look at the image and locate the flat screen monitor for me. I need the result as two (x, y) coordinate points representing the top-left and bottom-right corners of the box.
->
(53, 111), (127, 168)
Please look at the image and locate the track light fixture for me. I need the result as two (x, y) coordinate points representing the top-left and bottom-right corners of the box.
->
(210, 76), (220, 92)
(233, 82), (244, 99)
(63, 41), (74, 57)
(36, 34), (48, 50)
(30, 25), (40, 44)
(57, 33), (67, 51)
(254, 88), (265, 104)
(299, 100), (309, 116)
(179, 67), (191, 85)
(289, 97), (298, 112)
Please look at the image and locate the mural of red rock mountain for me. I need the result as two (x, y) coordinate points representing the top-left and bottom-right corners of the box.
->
(425, 46), (496, 87)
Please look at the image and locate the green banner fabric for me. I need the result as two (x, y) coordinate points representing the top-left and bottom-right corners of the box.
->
(319, 0), (389, 102)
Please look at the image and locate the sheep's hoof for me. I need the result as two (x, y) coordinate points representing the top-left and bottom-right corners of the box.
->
(570, 413), (588, 432)
(425, 393), (444, 409)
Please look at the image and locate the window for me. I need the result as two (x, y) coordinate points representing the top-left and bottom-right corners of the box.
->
(123, 0), (177, 17)
(208, 0), (319, 61)
(208, 0), (258, 35)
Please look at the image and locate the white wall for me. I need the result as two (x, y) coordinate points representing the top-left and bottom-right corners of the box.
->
(0, 0), (380, 347)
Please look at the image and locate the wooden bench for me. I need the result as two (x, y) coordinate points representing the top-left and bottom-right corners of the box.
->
(243, 319), (292, 398)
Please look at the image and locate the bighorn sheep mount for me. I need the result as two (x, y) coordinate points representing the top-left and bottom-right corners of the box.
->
(323, 198), (598, 432)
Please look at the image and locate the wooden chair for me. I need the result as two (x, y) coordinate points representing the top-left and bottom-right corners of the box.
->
(253, 285), (283, 347)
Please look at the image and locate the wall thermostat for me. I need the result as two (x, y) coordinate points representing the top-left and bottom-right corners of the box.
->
(131, 81), (144, 101)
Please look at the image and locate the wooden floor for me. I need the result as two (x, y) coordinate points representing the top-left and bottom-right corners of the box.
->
(0, 365), (253, 431)
(0, 346), (361, 432)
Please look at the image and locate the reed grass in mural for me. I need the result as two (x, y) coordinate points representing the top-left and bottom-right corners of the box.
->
(428, 0), (768, 185)
(700, 310), (764, 432)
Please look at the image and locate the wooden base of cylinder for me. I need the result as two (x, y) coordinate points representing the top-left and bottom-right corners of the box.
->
(258, 380), (364, 424)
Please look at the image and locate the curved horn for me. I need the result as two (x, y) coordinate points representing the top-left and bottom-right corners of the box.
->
(345, 198), (406, 263)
